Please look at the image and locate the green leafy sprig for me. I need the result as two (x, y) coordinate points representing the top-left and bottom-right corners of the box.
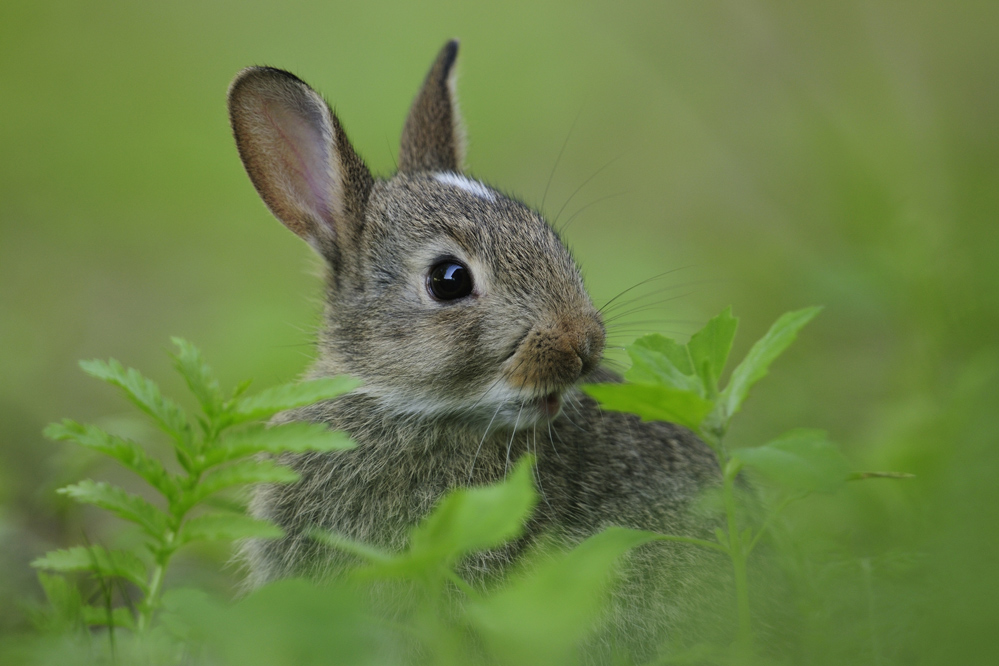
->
(33, 338), (358, 632)
(584, 307), (906, 657)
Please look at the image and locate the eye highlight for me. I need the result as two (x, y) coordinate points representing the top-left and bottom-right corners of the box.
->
(428, 260), (473, 301)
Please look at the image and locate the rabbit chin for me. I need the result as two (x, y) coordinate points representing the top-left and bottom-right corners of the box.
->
(357, 381), (568, 430)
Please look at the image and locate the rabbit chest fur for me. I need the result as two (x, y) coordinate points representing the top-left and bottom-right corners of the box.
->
(229, 41), (726, 635)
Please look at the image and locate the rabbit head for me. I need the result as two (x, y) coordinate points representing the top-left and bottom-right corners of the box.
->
(228, 41), (605, 428)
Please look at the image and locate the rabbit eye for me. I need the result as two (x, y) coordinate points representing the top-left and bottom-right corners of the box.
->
(428, 260), (473, 301)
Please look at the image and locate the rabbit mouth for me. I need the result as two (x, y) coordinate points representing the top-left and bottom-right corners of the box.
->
(534, 392), (562, 419)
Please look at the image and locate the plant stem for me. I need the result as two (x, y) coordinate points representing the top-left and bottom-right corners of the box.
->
(723, 463), (753, 659)
(137, 533), (173, 633)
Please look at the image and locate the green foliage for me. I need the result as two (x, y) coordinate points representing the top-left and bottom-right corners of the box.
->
(23, 316), (910, 665)
(32, 339), (357, 633)
(732, 429), (851, 495)
(586, 306), (906, 658)
(585, 306), (822, 446)
(313, 457), (539, 582)
(468, 527), (662, 666)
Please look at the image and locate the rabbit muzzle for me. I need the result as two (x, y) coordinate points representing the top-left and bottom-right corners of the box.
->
(504, 312), (605, 421)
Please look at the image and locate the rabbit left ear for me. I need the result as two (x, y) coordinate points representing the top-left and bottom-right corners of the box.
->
(398, 40), (466, 173)
(228, 66), (373, 260)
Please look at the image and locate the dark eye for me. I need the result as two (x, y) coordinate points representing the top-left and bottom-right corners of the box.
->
(428, 260), (473, 301)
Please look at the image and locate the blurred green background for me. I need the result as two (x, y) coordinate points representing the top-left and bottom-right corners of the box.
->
(2, 0), (997, 660)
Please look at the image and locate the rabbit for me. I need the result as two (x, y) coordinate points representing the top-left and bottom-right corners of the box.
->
(228, 40), (731, 656)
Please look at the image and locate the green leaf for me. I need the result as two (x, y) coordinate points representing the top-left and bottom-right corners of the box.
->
(32, 547), (148, 591)
(847, 471), (915, 481)
(686, 307), (738, 396)
(733, 429), (851, 493)
(719, 306), (822, 422)
(80, 604), (136, 630)
(182, 459), (299, 510)
(583, 383), (713, 432)
(44, 420), (176, 499)
(468, 527), (660, 666)
(409, 457), (538, 559)
(79, 358), (191, 446)
(205, 422), (355, 466)
(32, 572), (85, 633)
(229, 376), (361, 425)
(170, 337), (223, 418)
(624, 335), (700, 394)
(363, 457), (538, 578)
(178, 513), (283, 546)
(58, 480), (170, 538)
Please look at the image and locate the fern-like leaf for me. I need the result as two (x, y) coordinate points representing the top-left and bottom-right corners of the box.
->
(58, 480), (170, 539)
(178, 513), (283, 546)
(80, 358), (192, 449)
(44, 420), (176, 500)
(205, 422), (354, 466)
(228, 376), (360, 425)
(179, 459), (299, 511)
(32, 546), (148, 592)
(170, 337), (223, 419)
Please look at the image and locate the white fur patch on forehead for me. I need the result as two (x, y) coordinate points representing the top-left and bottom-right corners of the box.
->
(434, 172), (496, 202)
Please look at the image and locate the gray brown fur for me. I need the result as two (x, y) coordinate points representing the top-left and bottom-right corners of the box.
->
(228, 42), (727, 653)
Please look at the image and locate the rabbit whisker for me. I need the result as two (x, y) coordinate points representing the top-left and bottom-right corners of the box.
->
(468, 401), (504, 484)
(531, 424), (553, 512)
(597, 268), (693, 315)
(552, 153), (624, 228)
(506, 404), (524, 477)
(541, 107), (581, 214)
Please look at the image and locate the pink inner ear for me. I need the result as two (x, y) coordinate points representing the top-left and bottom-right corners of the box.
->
(261, 98), (335, 225)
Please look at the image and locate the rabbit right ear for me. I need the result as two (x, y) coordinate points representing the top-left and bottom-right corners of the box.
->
(228, 67), (373, 258)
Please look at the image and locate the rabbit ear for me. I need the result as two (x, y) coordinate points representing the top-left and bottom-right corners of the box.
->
(228, 67), (373, 257)
(398, 40), (465, 173)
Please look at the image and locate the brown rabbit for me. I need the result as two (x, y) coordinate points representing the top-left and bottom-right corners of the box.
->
(228, 41), (727, 654)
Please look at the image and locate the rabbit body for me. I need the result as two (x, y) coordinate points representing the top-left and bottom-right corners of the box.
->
(229, 41), (727, 650)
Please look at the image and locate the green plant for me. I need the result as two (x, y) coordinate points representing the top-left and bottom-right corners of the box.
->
(23, 311), (906, 666)
(32, 338), (358, 634)
(585, 307), (907, 659)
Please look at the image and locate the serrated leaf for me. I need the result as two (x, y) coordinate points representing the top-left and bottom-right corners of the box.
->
(32, 547), (148, 591)
(44, 420), (176, 499)
(719, 306), (822, 422)
(79, 358), (191, 446)
(58, 480), (170, 538)
(182, 459), (299, 510)
(468, 527), (660, 666)
(583, 383), (713, 432)
(625, 335), (700, 394)
(81, 604), (136, 630)
(205, 422), (355, 466)
(733, 429), (850, 493)
(229, 376), (360, 425)
(171, 337), (223, 418)
(178, 513), (283, 546)
(33, 572), (85, 632)
(686, 307), (738, 396)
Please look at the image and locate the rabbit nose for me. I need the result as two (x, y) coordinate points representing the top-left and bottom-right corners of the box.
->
(506, 312), (605, 390)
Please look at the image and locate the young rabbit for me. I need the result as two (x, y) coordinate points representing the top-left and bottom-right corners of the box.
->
(228, 41), (726, 650)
